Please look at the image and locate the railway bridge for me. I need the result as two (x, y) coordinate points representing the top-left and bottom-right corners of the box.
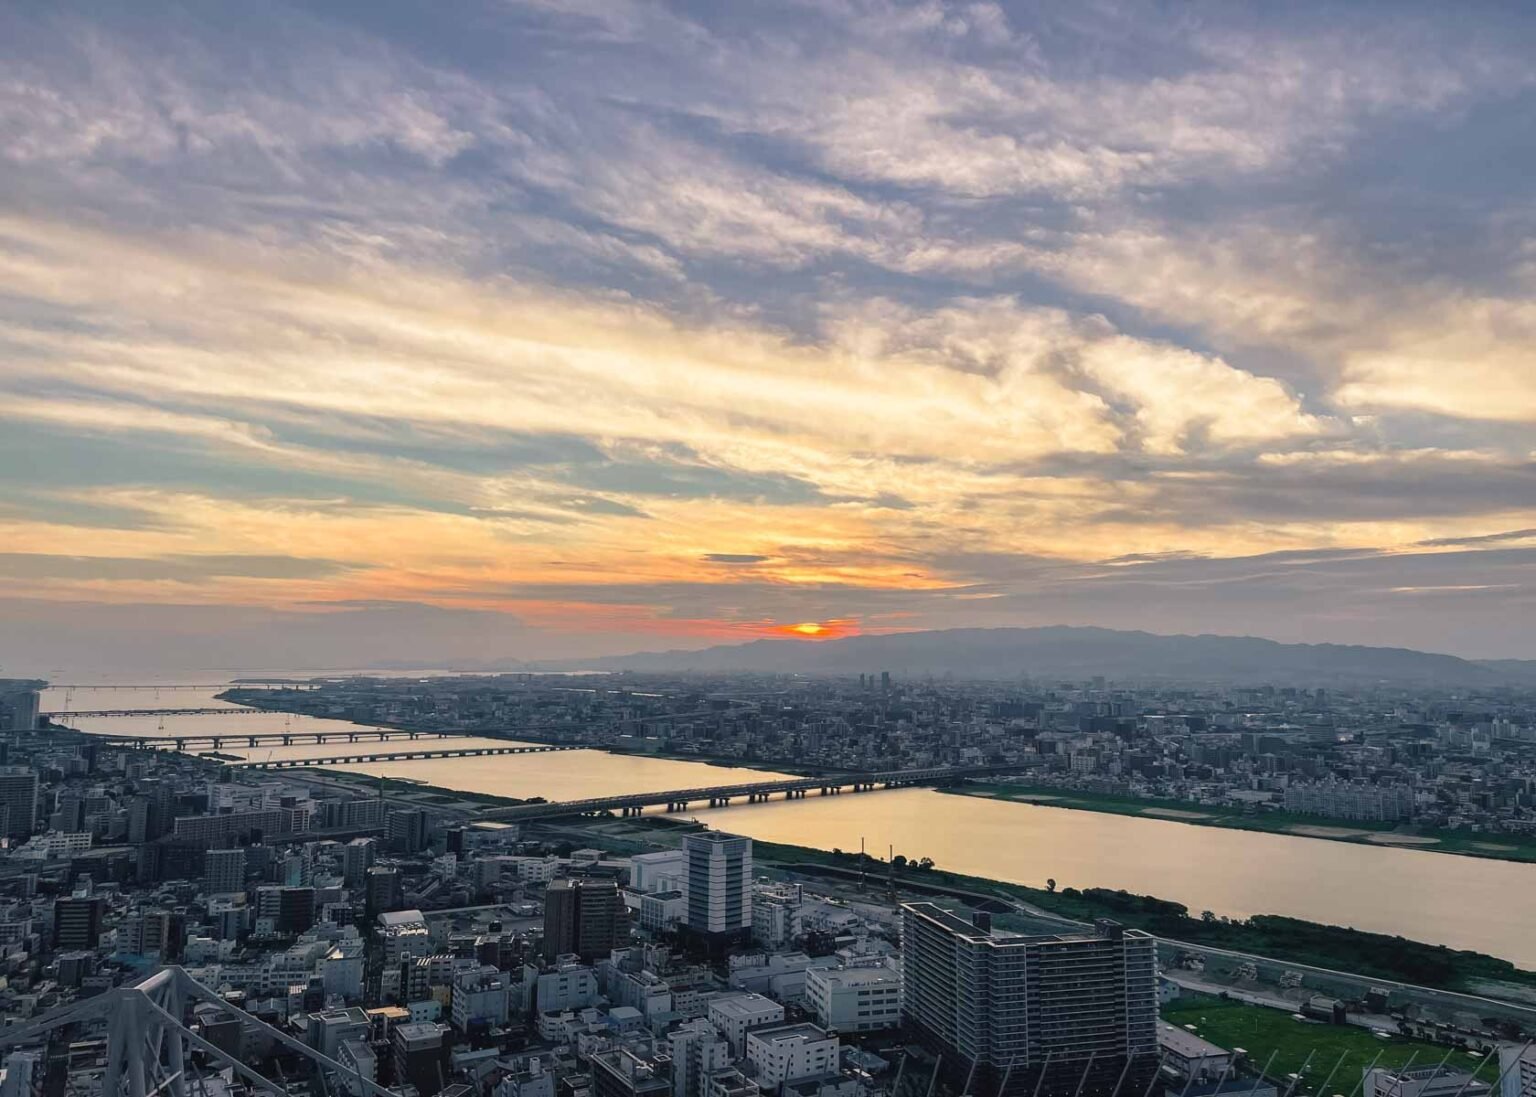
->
(476, 764), (1032, 822)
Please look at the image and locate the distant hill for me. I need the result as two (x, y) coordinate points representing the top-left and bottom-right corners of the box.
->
(544, 626), (1520, 685)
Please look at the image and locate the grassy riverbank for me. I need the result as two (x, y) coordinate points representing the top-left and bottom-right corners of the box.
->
(941, 782), (1536, 865)
(745, 838), (1536, 997)
(1162, 994), (1499, 1093)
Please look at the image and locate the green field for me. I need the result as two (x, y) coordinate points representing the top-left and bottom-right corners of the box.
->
(1161, 996), (1498, 1095)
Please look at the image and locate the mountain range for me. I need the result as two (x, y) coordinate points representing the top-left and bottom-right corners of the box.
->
(541, 626), (1536, 686)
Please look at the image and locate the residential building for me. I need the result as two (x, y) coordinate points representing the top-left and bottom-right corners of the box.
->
(204, 848), (246, 896)
(901, 903), (1158, 1097)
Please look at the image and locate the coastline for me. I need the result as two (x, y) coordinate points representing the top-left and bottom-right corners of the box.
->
(940, 781), (1536, 866)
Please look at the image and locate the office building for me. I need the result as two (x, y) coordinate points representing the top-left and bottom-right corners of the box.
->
(256, 886), (316, 934)
(343, 837), (376, 888)
(204, 848), (246, 896)
(592, 1049), (674, 1097)
(307, 1006), (370, 1058)
(53, 896), (104, 950)
(392, 1021), (447, 1097)
(379, 909), (432, 965)
(386, 808), (429, 853)
(804, 961), (902, 1033)
(0, 767), (39, 840)
(669, 1018), (734, 1097)
(708, 994), (785, 1057)
(684, 831), (751, 941)
(542, 877), (628, 961)
(451, 962), (512, 1034)
(366, 865), (403, 916)
(901, 903), (1158, 1097)
(744, 1023), (839, 1090)
(0, 682), (42, 732)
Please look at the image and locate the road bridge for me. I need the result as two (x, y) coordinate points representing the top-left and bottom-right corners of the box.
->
(45, 707), (272, 719)
(87, 727), (472, 751)
(237, 743), (585, 768)
(476, 764), (1031, 822)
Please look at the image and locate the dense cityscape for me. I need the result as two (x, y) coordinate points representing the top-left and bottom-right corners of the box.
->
(0, 674), (1534, 1097)
(228, 674), (1536, 843)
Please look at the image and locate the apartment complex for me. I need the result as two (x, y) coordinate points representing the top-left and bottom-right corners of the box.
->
(901, 903), (1158, 1097)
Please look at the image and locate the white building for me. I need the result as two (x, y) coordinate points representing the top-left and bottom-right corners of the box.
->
(709, 993), (785, 1057)
(804, 961), (901, 1033)
(1502, 1045), (1536, 1097)
(526, 961), (599, 1014)
(685, 832), (752, 938)
(631, 850), (689, 895)
(378, 909), (431, 965)
(670, 1017), (734, 1097)
(745, 1023), (840, 1089)
(452, 962), (512, 1033)
(321, 938), (365, 1001)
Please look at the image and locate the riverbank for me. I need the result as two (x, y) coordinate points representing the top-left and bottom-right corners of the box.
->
(941, 781), (1536, 866)
(294, 757), (1536, 1000)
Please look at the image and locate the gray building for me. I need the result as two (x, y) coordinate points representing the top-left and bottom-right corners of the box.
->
(901, 903), (1158, 1097)
(0, 766), (39, 840)
(684, 831), (751, 941)
(542, 877), (627, 961)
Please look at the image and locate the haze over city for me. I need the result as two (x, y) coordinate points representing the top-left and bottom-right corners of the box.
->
(4, 2), (1536, 673)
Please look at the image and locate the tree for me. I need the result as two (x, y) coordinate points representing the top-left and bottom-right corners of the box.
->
(918, 856), (935, 871)
(1046, 878), (1057, 893)
(892, 854), (908, 869)
(1200, 910), (1217, 923)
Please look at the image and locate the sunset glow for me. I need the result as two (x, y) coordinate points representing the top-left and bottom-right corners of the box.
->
(3, 3), (1536, 672)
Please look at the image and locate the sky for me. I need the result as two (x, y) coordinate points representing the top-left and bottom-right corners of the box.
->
(3, 0), (1536, 673)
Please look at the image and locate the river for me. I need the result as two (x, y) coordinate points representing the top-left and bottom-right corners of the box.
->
(42, 679), (1536, 967)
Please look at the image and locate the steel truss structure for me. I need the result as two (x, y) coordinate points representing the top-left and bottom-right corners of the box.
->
(0, 965), (396, 1097)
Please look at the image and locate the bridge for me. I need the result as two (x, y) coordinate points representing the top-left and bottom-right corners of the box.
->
(45, 707), (274, 719)
(237, 743), (586, 768)
(85, 727), (473, 751)
(476, 764), (1030, 822)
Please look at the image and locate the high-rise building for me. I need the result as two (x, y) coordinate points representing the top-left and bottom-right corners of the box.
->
(365, 865), (403, 916)
(0, 767), (39, 840)
(256, 886), (316, 934)
(386, 808), (429, 853)
(684, 832), (751, 941)
(204, 848), (246, 896)
(542, 877), (628, 961)
(53, 896), (104, 950)
(0, 682), (42, 732)
(343, 837), (376, 888)
(901, 903), (1158, 1097)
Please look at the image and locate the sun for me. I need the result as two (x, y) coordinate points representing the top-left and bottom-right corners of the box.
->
(790, 622), (825, 636)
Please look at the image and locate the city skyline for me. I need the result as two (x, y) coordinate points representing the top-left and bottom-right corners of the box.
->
(4, 2), (1536, 668)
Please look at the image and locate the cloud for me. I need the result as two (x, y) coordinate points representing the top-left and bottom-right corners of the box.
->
(0, 553), (356, 582)
(1, 2), (1535, 659)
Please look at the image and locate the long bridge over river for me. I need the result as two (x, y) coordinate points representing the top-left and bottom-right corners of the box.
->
(475, 764), (1032, 822)
(81, 727), (476, 751)
(237, 743), (586, 767)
